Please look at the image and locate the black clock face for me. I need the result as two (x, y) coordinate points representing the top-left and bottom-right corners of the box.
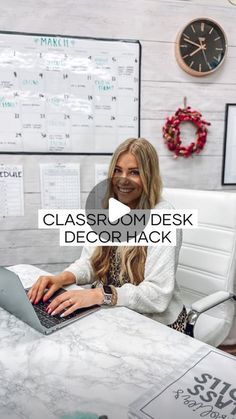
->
(178, 19), (227, 75)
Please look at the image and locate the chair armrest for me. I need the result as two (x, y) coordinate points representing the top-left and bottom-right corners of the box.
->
(191, 291), (235, 314)
(185, 291), (235, 338)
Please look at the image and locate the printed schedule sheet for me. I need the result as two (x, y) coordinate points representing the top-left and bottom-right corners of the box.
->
(0, 163), (24, 216)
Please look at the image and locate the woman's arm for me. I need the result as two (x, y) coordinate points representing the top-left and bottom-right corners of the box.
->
(63, 246), (96, 285)
(115, 229), (182, 314)
(28, 246), (96, 303)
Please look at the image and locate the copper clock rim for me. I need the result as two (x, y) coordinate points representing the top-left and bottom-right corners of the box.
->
(175, 17), (228, 77)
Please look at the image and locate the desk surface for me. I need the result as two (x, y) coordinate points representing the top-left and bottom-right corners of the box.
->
(0, 265), (206, 419)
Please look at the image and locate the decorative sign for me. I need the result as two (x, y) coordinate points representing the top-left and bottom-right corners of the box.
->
(129, 349), (236, 419)
(0, 31), (140, 155)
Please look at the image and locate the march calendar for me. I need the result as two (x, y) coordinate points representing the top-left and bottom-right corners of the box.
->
(0, 31), (140, 154)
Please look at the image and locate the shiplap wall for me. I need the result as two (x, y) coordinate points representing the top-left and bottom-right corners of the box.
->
(1, 0), (236, 272)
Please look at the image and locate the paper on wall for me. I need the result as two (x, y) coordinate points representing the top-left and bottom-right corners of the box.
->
(0, 164), (24, 216)
(40, 163), (80, 209)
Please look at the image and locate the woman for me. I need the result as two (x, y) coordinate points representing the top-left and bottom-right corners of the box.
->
(28, 138), (187, 332)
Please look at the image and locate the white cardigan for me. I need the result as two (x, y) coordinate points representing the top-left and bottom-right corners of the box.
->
(64, 200), (184, 325)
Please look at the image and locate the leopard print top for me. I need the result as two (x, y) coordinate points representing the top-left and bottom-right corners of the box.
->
(99, 246), (187, 333)
(168, 306), (188, 332)
(106, 247), (129, 287)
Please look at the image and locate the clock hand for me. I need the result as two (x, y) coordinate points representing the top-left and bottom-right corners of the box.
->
(184, 38), (202, 48)
(190, 45), (205, 57)
(199, 38), (209, 65)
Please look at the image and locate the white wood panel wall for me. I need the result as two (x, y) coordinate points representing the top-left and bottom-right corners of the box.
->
(0, 0), (236, 272)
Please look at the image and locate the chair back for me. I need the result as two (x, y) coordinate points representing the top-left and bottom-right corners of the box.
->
(163, 188), (236, 346)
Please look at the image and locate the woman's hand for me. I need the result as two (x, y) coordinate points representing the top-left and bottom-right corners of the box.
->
(27, 271), (76, 304)
(47, 288), (104, 317)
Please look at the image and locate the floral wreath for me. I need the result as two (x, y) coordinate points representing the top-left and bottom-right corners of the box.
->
(162, 106), (211, 158)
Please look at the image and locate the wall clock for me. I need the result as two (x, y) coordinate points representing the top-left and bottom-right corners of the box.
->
(175, 18), (227, 76)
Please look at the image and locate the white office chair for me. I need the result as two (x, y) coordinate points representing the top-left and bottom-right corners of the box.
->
(163, 188), (236, 347)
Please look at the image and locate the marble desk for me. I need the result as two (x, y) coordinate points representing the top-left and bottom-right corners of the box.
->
(0, 265), (206, 419)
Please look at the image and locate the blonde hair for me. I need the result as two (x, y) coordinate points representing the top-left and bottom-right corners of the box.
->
(90, 138), (162, 285)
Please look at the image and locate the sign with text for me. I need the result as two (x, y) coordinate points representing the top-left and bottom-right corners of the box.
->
(129, 350), (236, 419)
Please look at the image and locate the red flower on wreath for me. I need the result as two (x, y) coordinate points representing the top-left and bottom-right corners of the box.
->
(162, 107), (211, 158)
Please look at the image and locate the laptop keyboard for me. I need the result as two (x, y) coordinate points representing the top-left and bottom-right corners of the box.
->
(34, 300), (70, 328)
(25, 288), (94, 329)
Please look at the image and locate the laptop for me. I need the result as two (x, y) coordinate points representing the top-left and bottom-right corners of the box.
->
(0, 267), (100, 334)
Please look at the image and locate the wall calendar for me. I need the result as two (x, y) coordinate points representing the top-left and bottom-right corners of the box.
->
(0, 31), (141, 154)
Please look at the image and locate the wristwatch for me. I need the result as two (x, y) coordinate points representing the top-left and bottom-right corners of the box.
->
(102, 285), (113, 305)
